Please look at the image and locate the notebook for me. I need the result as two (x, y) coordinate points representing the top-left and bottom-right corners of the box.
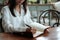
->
(12, 31), (43, 38)
(33, 31), (43, 37)
(26, 24), (43, 37)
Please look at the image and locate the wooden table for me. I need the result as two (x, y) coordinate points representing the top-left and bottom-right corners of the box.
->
(0, 27), (60, 40)
(36, 27), (60, 40)
(0, 33), (36, 40)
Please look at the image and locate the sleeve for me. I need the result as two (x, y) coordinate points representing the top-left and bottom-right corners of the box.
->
(24, 7), (50, 32)
(24, 7), (33, 26)
(1, 7), (14, 32)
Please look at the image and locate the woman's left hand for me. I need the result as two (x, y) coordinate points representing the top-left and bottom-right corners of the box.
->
(43, 27), (52, 36)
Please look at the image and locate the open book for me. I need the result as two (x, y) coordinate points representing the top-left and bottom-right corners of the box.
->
(33, 31), (43, 37)
(26, 24), (43, 37)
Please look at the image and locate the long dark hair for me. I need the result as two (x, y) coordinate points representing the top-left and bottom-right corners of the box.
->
(8, 0), (27, 17)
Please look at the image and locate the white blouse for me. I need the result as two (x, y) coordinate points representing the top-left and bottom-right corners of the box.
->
(1, 5), (49, 32)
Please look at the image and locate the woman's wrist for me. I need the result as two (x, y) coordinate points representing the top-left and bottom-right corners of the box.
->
(26, 28), (31, 32)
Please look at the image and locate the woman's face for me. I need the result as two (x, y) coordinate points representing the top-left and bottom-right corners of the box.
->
(16, 0), (25, 5)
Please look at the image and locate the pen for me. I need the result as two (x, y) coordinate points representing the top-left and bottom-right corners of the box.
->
(25, 24), (31, 29)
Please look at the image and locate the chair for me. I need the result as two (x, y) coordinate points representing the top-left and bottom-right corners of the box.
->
(53, 23), (60, 27)
(0, 5), (4, 32)
(39, 9), (60, 27)
(0, 18), (4, 32)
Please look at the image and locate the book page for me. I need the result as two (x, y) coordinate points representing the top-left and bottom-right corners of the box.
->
(33, 31), (43, 37)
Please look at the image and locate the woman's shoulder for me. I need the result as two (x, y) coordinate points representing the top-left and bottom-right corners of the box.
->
(2, 5), (9, 10)
(1, 5), (10, 14)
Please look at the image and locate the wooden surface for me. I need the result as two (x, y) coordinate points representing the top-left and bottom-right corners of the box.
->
(0, 27), (60, 40)
(0, 33), (36, 40)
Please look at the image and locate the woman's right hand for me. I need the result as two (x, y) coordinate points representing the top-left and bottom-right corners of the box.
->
(26, 27), (37, 34)
(26, 28), (31, 32)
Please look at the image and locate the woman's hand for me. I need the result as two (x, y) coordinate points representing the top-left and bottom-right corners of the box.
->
(43, 27), (52, 36)
(26, 27), (37, 34)
(26, 28), (31, 32)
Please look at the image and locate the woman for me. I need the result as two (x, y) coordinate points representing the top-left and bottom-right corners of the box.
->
(1, 0), (50, 34)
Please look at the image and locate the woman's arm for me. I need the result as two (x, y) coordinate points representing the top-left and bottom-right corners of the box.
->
(24, 7), (50, 32)
(24, 7), (33, 26)
(1, 7), (14, 32)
